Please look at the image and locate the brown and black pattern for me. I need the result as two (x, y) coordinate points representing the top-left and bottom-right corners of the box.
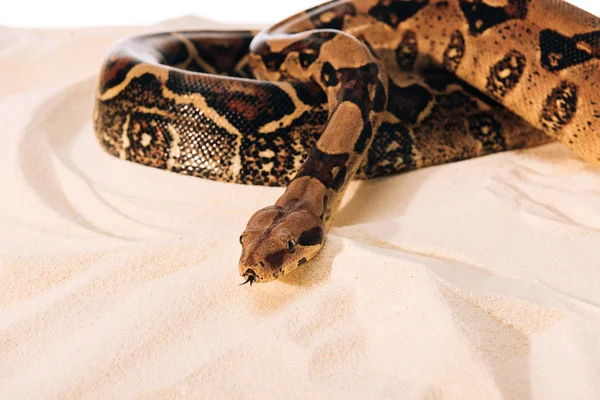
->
(95, 72), (242, 182)
(459, 0), (529, 36)
(540, 81), (578, 133)
(98, 54), (139, 94)
(540, 29), (600, 72)
(123, 114), (172, 169)
(187, 31), (254, 75)
(333, 62), (382, 106)
(166, 70), (296, 133)
(443, 30), (465, 72)
(359, 68), (546, 178)
(307, 1), (357, 30)
(293, 78), (328, 105)
(467, 112), (506, 153)
(253, 31), (337, 73)
(386, 81), (433, 124)
(319, 60), (385, 154)
(486, 50), (526, 99)
(149, 33), (191, 69)
(238, 109), (326, 186)
(286, 32), (338, 70)
(296, 147), (349, 190)
(396, 30), (418, 71)
(368, 0), (429, 28)
(359, 121), (416, 178)
(93, 0), (600, 284)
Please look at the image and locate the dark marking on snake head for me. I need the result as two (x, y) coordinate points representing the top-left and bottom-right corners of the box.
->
(443, 30), (465, 72)
(298, 227), (324, 246)
(396, 30), (418, 71)
(368, 0), (429, 28)
(540, 29), (600, 72)
(297, 257), (307, 267)
(459, 0), (528, 36)
(265, 250), (286, 270)
(486, 50), (526, 99)
(540, 81), (579, 133)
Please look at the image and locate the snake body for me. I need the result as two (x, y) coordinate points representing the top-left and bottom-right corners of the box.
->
(94, 0), (600, 283)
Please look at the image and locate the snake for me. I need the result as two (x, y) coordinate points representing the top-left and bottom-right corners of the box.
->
(94, 0), (600, 284)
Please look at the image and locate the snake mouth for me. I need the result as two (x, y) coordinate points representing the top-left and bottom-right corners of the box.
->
(239, 269), (257, 286)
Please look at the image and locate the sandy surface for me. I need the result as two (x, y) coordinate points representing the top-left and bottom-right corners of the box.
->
(1, 16), (600, 400)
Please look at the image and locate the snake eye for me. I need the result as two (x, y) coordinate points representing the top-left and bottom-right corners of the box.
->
(287, 240), (296, 253)
(239, 235), (243, 245)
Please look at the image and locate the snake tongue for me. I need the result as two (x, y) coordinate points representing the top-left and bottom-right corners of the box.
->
(239, 271), (256, 286)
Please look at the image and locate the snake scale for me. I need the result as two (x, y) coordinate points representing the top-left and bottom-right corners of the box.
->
(94, 0), (600, 284)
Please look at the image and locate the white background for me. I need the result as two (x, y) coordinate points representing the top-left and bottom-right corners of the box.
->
(0, 0), (599, 27)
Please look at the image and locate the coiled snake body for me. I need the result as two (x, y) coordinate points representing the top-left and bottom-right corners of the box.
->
(94, 0), (600, 284)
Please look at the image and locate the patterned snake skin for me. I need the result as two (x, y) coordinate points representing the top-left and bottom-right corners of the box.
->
(94, 0), (600, 284)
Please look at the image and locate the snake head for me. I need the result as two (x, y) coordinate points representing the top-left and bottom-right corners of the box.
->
(238, 205), (324, 283)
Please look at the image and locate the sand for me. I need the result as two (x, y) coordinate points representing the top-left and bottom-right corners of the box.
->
(1, 15), (600, 400)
